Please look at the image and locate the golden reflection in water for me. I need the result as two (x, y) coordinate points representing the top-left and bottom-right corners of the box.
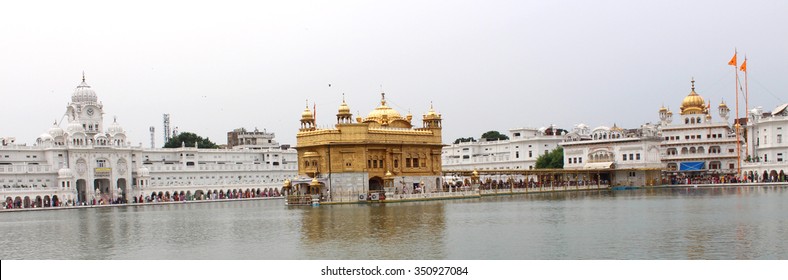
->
(298, 202), (447, 259)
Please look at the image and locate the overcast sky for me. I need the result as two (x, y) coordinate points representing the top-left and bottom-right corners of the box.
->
(2, 0), (786, 147)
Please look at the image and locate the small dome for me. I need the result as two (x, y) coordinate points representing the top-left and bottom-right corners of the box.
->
(107, 118), (125, 136)
(719, 100), (728, 108)
(423, 103), (440, 120)
(310, 177), (320, 186)
(38, 133), (54, 142)
(659, 105), (668, 112)
(66, 120), (85, 135)
(137, 167), (150, 177)
(283, 178), (291, 187)
(58, 168), (74, 178)
(301, 106), (314, 119)
(71, 75), (98, 103)
(338, 98), (351, 115)
(48, 122), (65, 138)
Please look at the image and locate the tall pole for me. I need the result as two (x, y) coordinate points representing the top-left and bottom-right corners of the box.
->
(730, 50), (742, 177)
(742, 57), (749, 159)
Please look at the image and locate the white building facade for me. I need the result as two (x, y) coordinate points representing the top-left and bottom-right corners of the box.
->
(1, 76), (296, 209)
(442, 127), (564, 171)
(742, 104), (788, 182)
(560, 123), (663, 186)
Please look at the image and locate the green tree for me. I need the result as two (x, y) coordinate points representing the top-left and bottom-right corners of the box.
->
(453, 137), (477, 144)
(481, 131), (509, 141)
(535, 147), (564, 169)
(164, 132), (220, 149)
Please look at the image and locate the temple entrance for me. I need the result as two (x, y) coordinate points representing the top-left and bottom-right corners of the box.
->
(76, 179), (87, 205)
(117, 178), (127, 203)
(94, 178), (111, 203)
(369, 177), (383, 192)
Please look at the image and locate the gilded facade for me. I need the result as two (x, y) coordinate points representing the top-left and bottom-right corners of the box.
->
(292, 93), (444, 202)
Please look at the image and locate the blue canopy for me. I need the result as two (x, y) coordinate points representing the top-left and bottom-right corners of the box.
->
(679, 161), (704, 171)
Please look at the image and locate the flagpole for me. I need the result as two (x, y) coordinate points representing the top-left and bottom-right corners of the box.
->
(743, 57), (749, 159)
(733, 51), (742, 178)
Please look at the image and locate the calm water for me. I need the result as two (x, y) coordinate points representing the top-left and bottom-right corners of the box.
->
(1, 186), (786, 259)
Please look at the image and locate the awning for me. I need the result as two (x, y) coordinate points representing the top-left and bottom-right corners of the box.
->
(583, 162), (614, 170)
(679, 161), (704, 171)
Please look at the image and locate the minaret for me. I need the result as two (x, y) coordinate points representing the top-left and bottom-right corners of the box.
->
(336, 94), (353, 124)
(422, 102), (442, 129)
(300, 99), (316, 131)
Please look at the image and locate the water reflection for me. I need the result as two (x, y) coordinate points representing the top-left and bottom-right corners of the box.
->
(0, 186), (786, 259)
(298, 202), (447, 259)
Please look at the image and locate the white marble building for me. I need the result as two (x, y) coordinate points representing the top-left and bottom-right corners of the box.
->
(442, 127), (564, 171)
(742, 104), (788, 181)
(560, 123), (663, 186)
(0, 76), (296, 208)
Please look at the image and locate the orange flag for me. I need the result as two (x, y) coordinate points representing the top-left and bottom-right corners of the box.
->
(728, 53), (737, 66)
(740, 59), (747, 72)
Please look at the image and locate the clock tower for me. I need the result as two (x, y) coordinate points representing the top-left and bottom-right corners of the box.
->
(65, 73), (105, 138)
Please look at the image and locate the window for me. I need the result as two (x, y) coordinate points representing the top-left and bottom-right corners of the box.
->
(413, 158), (420, 168)
(622, 154), (627, 161)
(629, 154), (634, 160)
(515, 151), (520, 159)
(778, 134), (782, 144)
(528, 151), (532, 158)
(406, 158), (412, 168)
(636, 154), (641, 160)
(579, 158), (582, 163)
(394, 159), (398, 168)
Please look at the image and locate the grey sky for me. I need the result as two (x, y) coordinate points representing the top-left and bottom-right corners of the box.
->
(2, 0), (786, 147)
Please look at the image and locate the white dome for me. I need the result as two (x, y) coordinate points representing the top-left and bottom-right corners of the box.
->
(48, 124), (65, 138)
(71, 79), (98, 103)
(592, 126), (610, 132)
(58, 168), (74, 178)
(66, 120), (85, 135)
(107, 118), (125, 136)
(94, 134), (108, 141)
(137, 167), (150, 177)
(577, 123), (588, 129)
(38, 133), (53, 142)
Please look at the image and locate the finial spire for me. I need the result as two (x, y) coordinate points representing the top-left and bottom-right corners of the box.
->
(82, 71), (86, 82)
(305, 99), (309, 109)
(381, 92), (386, 105)
(342, 93), (345, 102)
(691, 77), (695, 91)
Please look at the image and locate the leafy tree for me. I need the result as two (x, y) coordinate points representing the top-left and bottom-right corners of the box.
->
(164, 132), (219, 149)
(481, 131), (509, 141)
(535, 147), (564, 169)
(453, 137), (477, 144)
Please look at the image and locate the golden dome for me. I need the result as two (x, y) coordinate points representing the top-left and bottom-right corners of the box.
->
(719, 100), (728, 108)
(338, 101), (350, 114)
(283, 179), (291, 187)
(338, 94), (351, 115)
(310, 177), (320, 186)
(659, 105), (668, 112)
(365, 92), (404, 122)
(423, 103), (440, 120)
(680, 79), (706, 115)
(301, 106), (314, 119)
